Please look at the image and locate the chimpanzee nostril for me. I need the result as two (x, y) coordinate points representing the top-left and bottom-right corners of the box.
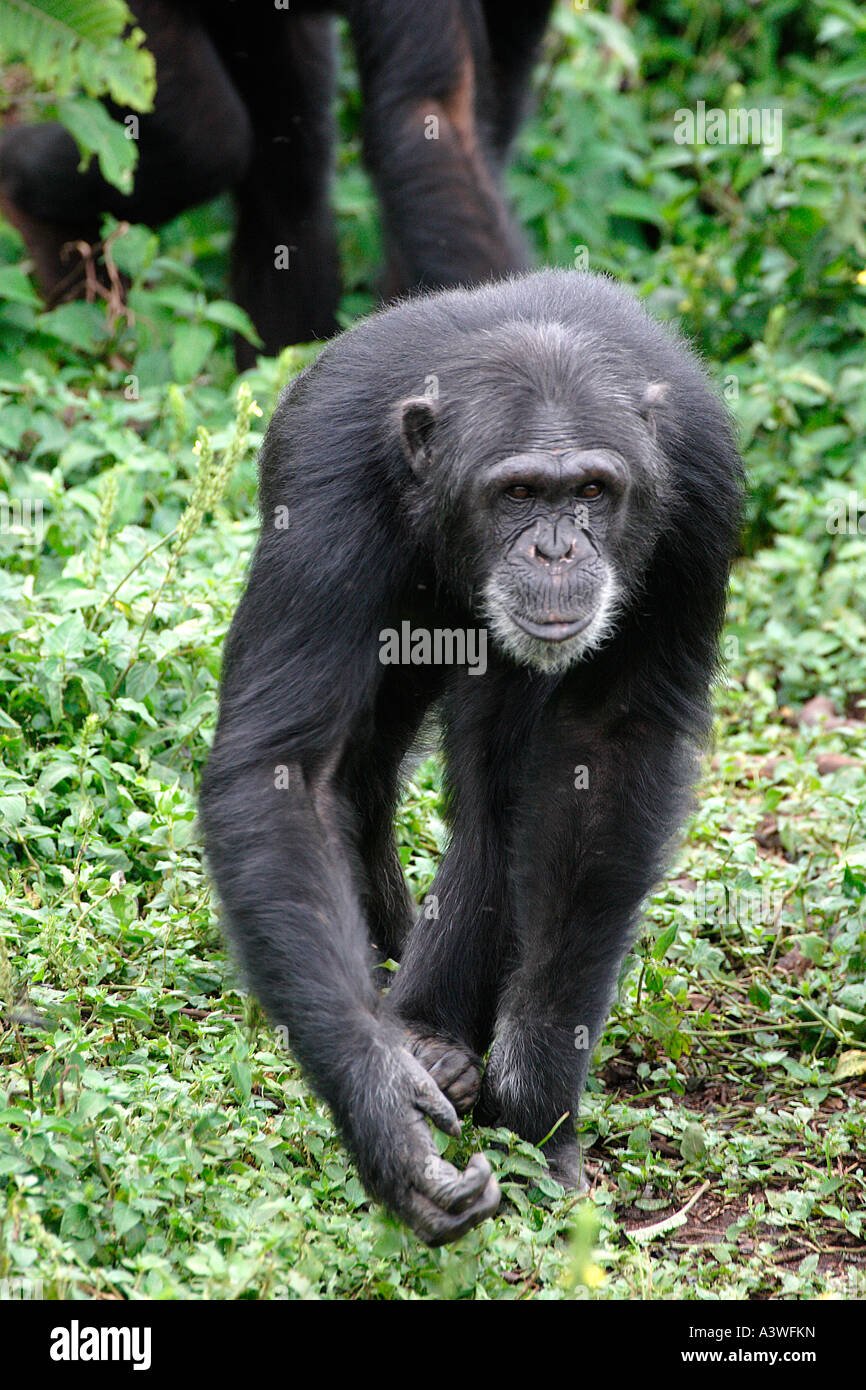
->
(535, 522), (577, 563)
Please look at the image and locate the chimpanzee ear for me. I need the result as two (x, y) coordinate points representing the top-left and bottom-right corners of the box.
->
(638, 381), (669, 440)
(399, 397), (437, 475)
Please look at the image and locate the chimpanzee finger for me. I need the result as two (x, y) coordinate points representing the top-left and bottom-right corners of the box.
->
(406, 1037), (482, 1115)
(427, 1055), (481, 1113)
(402, 1049), (461, 1137)
(417, 1149), (495, 1213)
(547, 1142), (590, 1192)
(405, 1162), (501, 1246)
(426, 1048), (476, 1089)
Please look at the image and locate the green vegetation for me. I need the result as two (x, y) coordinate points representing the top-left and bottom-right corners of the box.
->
(0, 0), (155, 192)
(0, 0), (864, 1299)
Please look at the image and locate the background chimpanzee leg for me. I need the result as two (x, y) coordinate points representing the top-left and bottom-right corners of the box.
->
(480, 0), (556, 158)
(474, 697), (697, 1185)
(0, 0), (251, 302)
(209, 10), (341, 364)
(346, 0), (530, 297)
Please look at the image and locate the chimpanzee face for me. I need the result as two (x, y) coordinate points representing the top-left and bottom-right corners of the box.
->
(399, 381), (667, 674)
(471, 445), (628, 671)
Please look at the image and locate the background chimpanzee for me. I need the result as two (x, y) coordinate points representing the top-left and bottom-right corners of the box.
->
(199, 268), (744, 1244)
(0, 0), (553, 364)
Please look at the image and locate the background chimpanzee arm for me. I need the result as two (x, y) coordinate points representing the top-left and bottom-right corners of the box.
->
(480, 0), (556, 157)
(1, 1), (554, 356)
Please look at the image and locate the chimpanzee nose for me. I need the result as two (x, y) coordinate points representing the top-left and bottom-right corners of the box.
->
(535, 521), (576, 563)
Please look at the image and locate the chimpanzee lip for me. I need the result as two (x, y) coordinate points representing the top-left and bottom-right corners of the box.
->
(511, 613), (591, 642)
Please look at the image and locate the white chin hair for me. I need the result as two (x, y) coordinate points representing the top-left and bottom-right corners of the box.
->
(484, 571), (621, 674)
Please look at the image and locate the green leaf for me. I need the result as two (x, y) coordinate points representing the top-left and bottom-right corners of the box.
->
(834, 1050), (866, 1080)
(112, 1201), (141, 1236)
(680, 1122), (707, 1163)
(0, 267), (43, 307)
(170, 323), (218, 382)
(652, 924), (678, 960)
(125, 662), (159, 702)
(44, 612), (89, 657)
(628, 1124), (652, 1154)
(202, 300), (263, 345)
(229, 1060), (252, 1104)
(55, 94), (138, 191)
(73, 1089), (115, 1121)
(0, 795), (27, 826)
(0, 0), (156, 110)
(3, 0), (130, 45)
(748, 982), (771, 1010)
(37, 301), (109, 352)
(607, 190), (667, 229)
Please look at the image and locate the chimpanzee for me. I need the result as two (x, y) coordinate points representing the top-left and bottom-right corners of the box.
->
(0, 0), (554, 363)
(199, 269), (743, 1244)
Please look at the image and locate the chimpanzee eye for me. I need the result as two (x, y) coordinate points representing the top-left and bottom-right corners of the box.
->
(578, 480), (605, 499)
(505, 484), (533, 500)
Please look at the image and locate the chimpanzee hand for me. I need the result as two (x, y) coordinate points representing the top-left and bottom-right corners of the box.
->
(404, 1030), (483, 1115)
(347, 1043), (500, 1246)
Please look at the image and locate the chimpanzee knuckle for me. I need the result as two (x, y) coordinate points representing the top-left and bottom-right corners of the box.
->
(467, 1174), (502, 1223)
(547, 1143), (589, 1193)
(419, 1151), (495, 1217)
(447, 1074), (482, 1114)
(405, 1169), (501, 1246)
(419, 1154), (464, 1205)
(449, 1154), (495, 1209)
(403, 1032), (483, 1103)
(403, 1190), (457, 1246)
(427, 1048), (468, 1085)
(417, 1091), (461, 1138)
(424, 1178), (502, 1244)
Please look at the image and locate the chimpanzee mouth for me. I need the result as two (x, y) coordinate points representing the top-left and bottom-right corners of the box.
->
(511, 613), (592, 642)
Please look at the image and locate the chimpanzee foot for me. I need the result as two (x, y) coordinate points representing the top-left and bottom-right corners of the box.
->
(546, 1140), (590, 1192)
(404, 1031), (483, 1116)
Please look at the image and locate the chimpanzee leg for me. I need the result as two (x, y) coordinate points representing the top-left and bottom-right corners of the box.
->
(211, 11), (340, 363)
(345, 0), (529, 296)
(476, 695), (695, 1184)
(0, 0), (252, 299)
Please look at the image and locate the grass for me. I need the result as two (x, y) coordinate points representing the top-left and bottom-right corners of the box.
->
(0, 0), (864, 1299)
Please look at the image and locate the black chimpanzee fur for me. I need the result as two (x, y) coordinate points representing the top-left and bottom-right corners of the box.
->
(199, 270), (743, 1244)
(0, 0), (553, 363)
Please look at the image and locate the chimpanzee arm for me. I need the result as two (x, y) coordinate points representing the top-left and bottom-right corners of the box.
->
(387, 666), (531, 1058)
(199, 459), (499, 1243)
